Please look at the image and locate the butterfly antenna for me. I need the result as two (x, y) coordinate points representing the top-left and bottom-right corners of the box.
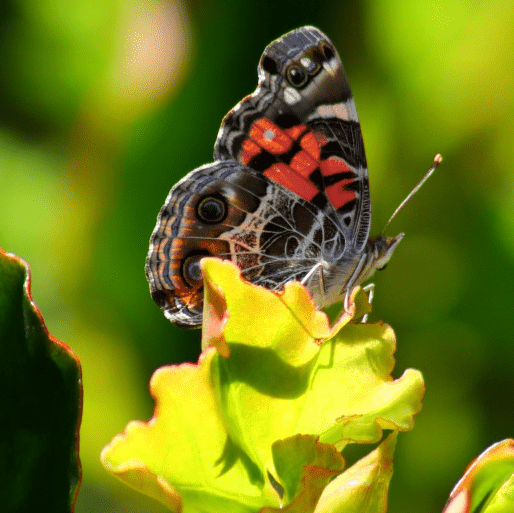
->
(380, 154), (442, 236)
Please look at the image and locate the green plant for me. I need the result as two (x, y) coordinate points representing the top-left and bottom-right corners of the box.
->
(100, 259), (514, 512)
(0, 249), (82, 512)
(2, 249), (514, 512)
(101, 258), (423, 511)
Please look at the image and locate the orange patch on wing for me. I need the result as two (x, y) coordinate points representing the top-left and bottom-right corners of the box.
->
(284, 124), (307, 140)
(264, 163), (319, 201)
(250, 118), (293, 155)
(300, 132), (321, 160)
(290, 150), (319, 178)
(240, 138), (261, 165)
(325, 180), (356, 209)
(320, 157), (352, 176)
(174, 287), (203, 310)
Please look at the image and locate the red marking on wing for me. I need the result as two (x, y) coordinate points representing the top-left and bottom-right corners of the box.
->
(241, 138), (261, 165)
(264, 163), (318, 201)
(300, 132), (321, 160)
(238, 119), (343, 202)
(250, 119), (293, 154)
(320, 156), (352, 176)
(290, 150), (318, 178)
(319, 156), (357, 208)
(325, 180), (356, 209)
(284, 124), (308, 140)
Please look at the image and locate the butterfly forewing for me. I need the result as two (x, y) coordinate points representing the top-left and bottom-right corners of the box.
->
(214, 26), (371, 251)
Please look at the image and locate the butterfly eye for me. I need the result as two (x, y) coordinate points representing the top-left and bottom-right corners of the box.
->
(321, 43), (334, 61)
(286, 65), (308, 88)
(182, 254), (205, 287)
(196, 195), (227, 224)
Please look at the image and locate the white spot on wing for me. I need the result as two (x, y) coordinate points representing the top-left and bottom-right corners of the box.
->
(322, 60), (338, 75)
(283, 87), (302, 105)
(310, 100), (359, 122)
(300, 57), (313, 68)
(263, 130), (275, 140)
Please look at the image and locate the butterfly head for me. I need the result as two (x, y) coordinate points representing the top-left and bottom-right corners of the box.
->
(335, 233), (404, 303)
(366, 233), (404, 276)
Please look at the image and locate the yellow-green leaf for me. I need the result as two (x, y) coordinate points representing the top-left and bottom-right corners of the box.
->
(261, 435), (344, 512)
(271, 435), (345, 504)
(102, 258), (423, 512)
(314, 432), (397, 513)
(204, 259), (423, 468)
(101, 348), (274, 512)
(443, 439), (514, 513)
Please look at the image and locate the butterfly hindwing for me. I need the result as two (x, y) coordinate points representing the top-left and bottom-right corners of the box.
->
(146, 160), (345, 326)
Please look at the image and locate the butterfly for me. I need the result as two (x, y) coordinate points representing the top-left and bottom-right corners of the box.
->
(146, 26), (438, 328)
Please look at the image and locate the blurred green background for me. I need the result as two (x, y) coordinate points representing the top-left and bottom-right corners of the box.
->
(1, 0), (513, 511)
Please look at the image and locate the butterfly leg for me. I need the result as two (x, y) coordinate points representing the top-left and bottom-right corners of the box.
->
(301, 262), (323, 286)
(343, 290), (351, 315)
(361, 283), (375, 323)
(300, 262), (327, 306)
(363, 283), (375, 305)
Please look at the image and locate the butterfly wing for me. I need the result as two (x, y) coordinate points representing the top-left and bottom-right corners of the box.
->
(146, 160), (344, 327)
(214, 26), (371, 253)
(147, 26), (375, 327)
